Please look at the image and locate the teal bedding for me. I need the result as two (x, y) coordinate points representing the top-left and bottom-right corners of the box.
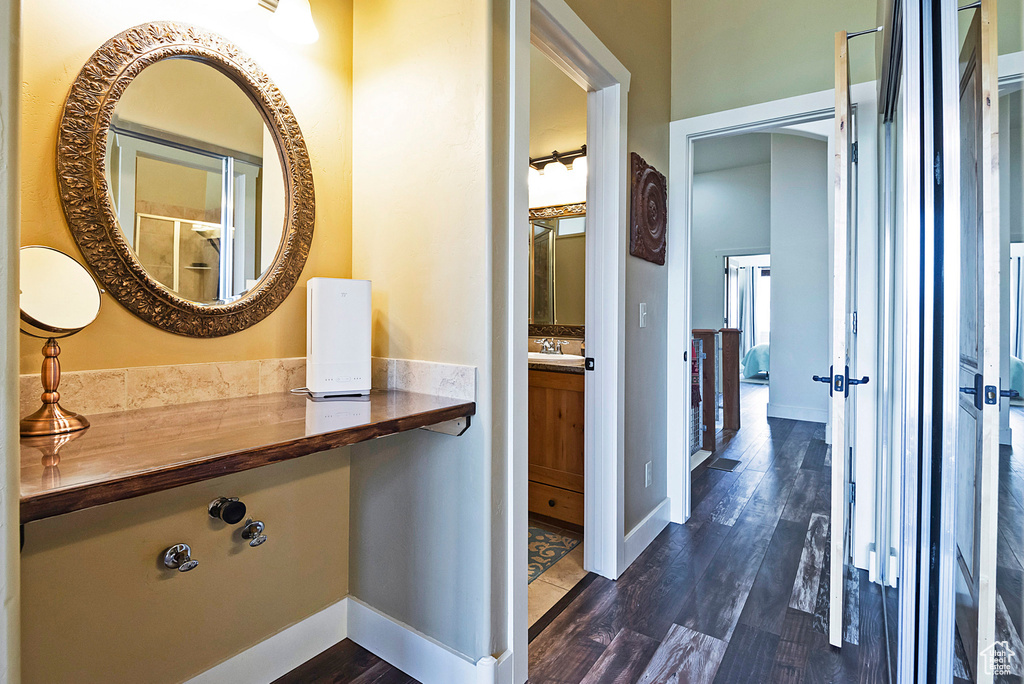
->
(1011, 356), (1024, 399)
(742, 343), (770, 379)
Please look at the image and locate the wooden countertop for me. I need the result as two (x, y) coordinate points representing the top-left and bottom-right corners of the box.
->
(528, 362), (585, 375)
(20, 390), (475, 524)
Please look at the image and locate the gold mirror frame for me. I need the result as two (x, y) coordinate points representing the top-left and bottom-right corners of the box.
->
(528, 202), (585, 328)
(56, 22), (314, 337)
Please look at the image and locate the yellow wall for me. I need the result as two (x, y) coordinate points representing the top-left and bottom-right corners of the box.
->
(671, 0), (877, 120)
(562, 0), (674, 531)
(529, 45), (587, 159)
(19, 0), (352, 374)
(21, 449), (350, 684)
(18, 3), (354, 682)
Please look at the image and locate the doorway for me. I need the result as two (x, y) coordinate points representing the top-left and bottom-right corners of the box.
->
(668, 71), (885, 655)
(507, 1), (631, 681)
(525, 43), (589, 628)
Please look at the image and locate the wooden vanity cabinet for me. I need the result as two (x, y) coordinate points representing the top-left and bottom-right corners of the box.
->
(528, 369), (584, 526)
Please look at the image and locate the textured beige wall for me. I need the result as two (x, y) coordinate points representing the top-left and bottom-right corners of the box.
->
(562, 0), (673, 532)
(671, 0), (877, 120)
(349, 0), (498, 660)
(21, 449), (350, 684)
(19, 0), (352, 374)
(529, 45), (587, 159)
(0, 0), (20, 680)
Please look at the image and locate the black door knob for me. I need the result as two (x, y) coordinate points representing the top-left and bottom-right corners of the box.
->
(208, 497), (247, 525)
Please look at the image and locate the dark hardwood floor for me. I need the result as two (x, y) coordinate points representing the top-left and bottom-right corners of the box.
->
(528, 382), (895, 683)
(278, 383), (903, 683)
(272, 639), (416, 684)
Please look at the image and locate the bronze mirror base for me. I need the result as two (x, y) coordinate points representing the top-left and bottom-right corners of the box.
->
(20, 403), (90, 437)
(20, 338), (90, 436)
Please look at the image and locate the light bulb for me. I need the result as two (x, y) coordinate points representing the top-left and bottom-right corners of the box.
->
(274, 0), (319, 44)
(572, 155), (587, 177)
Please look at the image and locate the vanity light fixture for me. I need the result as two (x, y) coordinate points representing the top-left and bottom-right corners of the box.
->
(529, 145), (587, 174)
(259, 0), (319, 44)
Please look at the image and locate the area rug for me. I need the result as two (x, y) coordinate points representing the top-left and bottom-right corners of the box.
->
(528, 527), (580, 584)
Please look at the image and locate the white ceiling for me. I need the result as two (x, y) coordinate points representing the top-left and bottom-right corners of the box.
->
(692, 133), (771, 174)
(693, 123), (830, 175)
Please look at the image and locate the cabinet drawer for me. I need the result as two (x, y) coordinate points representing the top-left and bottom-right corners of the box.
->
(529, 481), (584, 527)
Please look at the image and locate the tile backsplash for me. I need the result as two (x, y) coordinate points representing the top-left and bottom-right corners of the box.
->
(20, 356), (475, 415)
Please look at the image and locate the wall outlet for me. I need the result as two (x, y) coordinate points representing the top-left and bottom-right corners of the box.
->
(639, 302), (648, 328)
(645, 461), (652, 487)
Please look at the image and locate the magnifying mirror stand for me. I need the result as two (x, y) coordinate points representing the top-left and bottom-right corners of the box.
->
(20, 338), (90, 436)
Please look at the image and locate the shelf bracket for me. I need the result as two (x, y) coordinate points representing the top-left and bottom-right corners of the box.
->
(420, 416), (471, 436)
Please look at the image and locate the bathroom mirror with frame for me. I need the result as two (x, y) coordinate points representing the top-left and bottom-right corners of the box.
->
(529, 202), (586, 327)
(56, 22), (314, 337)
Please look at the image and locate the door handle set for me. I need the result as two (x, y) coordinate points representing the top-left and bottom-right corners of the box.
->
(161, 496), (268, 574)
(960, 373), (1020, 410)
(812, 365), (869, 398)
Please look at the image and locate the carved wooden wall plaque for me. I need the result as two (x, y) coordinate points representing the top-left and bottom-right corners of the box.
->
(629, 152), (667, 265)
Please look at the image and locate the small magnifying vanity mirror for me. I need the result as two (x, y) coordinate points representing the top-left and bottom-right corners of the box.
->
(19, 246), (101, 436)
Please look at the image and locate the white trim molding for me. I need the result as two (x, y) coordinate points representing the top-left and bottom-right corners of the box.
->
(667, 83), (880, 550)
(186, 599), (349, 684)
(622, 498), (670, 570)
(529, 0), (631, 583)
(765, 403), (829, 424)
(186, 597), (514, 684)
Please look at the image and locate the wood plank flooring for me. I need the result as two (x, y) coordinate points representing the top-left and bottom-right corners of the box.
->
(529, 384), (895, 683)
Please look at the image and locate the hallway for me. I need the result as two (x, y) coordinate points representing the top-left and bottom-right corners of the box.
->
(528, 409), (895, 683)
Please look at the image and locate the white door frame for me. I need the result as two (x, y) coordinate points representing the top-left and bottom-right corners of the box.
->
(0, 0), (19, 681)
(526, 0), (630, 578)
(506, 1), (630, 681)
(666, 84), (880, 568)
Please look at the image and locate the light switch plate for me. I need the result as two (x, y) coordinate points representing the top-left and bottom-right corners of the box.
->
(645, 461), (652, 487)
(639, 302), (647, 328)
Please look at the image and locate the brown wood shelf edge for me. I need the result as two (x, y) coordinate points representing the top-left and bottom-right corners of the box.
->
(21, 397), (475, 524)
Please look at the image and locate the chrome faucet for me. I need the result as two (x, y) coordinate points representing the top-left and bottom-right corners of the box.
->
(539, 338), (558, 354)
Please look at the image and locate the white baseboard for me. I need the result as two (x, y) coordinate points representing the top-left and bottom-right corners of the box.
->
(766, 403), (828, 424)
(690, 449), (712, 471)
(1001, 426), (1012, 446)
(186, 598), (348, 684)
(186, 596), (511, 684)
(348, 597), (501, 684)
(620, 497), (671, 574)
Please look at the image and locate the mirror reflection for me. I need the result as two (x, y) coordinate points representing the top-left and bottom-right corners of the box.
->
(529, 204), (585, 325)
(106, 58), (286, 305)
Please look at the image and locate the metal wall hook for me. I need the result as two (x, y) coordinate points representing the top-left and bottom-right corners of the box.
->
(162, 543), (199, 572)
(240, 518), (267, 547)
(208, 496), (247, 525)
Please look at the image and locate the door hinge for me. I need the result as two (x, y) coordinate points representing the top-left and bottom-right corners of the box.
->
(849, 481), (856, 504)
(852, 141), (859, 164)
(584, 357), (595, 371)
(851, 311), (858, 335)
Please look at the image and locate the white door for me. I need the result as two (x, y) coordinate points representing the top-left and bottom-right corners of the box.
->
(825, 31), (865, 649)
(955, 6), (1000, 682)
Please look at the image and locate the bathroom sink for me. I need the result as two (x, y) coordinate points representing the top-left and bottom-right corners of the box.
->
(528, 352), (585, 366)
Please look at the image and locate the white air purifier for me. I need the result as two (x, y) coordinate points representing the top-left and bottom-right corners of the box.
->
(306, 277), (372, 397)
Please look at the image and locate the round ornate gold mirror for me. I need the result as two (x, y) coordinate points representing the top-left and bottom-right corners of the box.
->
(56, 22), (314, 337)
